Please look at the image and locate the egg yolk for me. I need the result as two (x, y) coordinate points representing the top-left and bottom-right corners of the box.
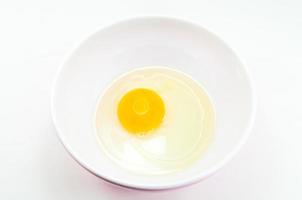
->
(117, 88), (165, 134)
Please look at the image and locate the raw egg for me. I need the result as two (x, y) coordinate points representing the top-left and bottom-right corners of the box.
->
(95, 67), (215, 175)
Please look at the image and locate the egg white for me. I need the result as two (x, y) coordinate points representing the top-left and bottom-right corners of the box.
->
(95, 67), (214, 175)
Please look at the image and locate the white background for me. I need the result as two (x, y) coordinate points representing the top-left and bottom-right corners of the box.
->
(0, 0), (301, 199)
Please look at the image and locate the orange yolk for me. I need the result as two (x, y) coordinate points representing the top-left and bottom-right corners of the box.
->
(117, 88), (165, 134)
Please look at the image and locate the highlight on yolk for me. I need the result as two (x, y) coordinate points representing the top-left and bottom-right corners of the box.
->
(117, 88), (165, 134)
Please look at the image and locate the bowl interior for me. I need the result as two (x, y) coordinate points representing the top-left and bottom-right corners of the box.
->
(52, 17), (254, 189)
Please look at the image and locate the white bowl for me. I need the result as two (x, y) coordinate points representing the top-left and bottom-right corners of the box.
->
(51, 17), (256, 190)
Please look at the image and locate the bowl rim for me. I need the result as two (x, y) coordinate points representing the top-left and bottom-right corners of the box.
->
(51, 15), (257, 190)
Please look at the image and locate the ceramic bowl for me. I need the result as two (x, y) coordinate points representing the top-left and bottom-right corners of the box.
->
(51, 17), (256, 190)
